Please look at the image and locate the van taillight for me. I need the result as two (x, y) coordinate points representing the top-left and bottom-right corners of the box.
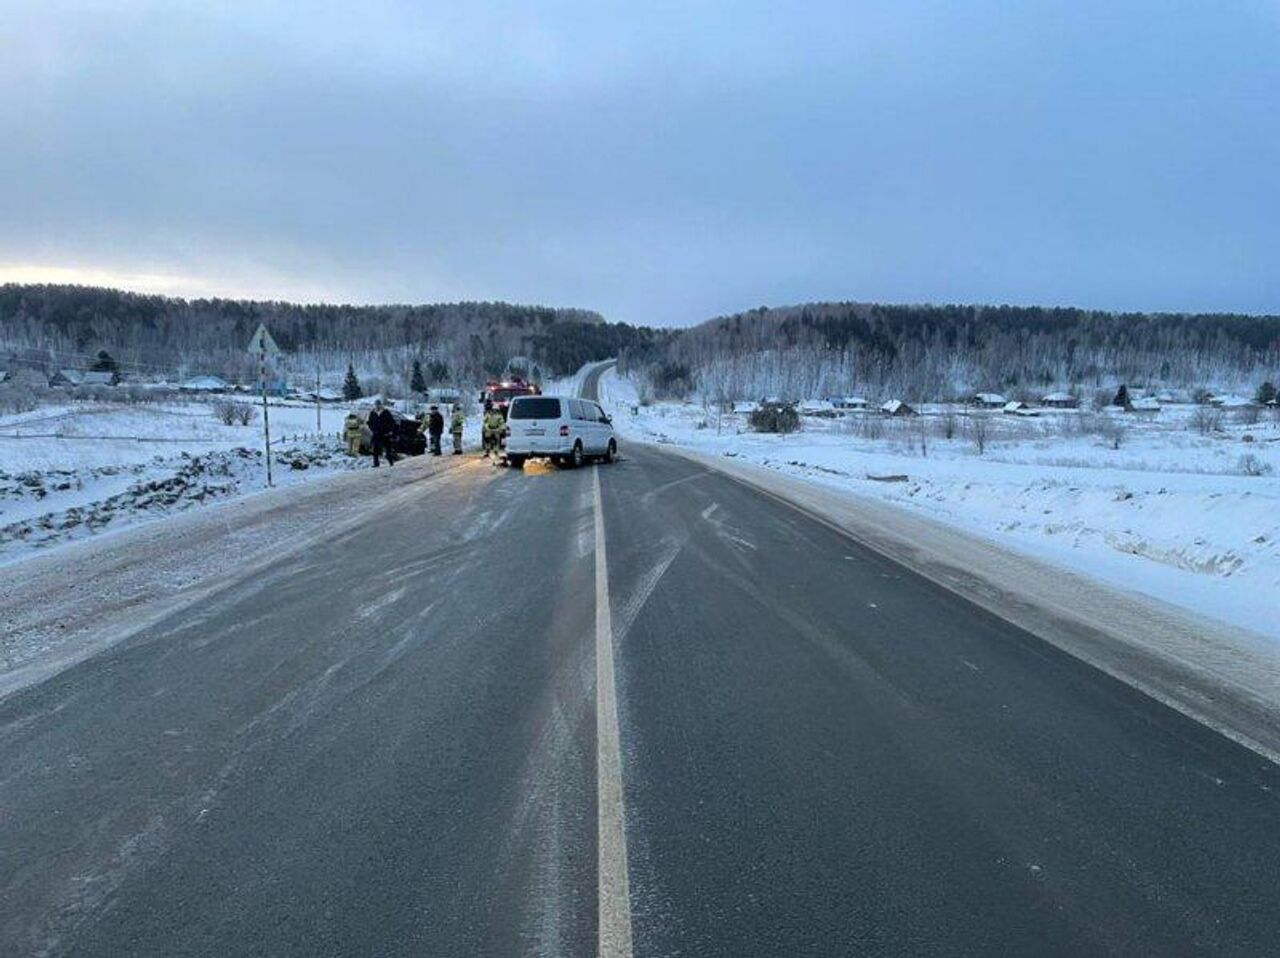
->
(559, 424), (570, 437)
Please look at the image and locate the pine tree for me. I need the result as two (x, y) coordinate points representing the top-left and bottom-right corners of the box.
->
(410, 359), (426, 394)
(91, 349), (118, 373)
(343, 363), (363, 400)
(1112, 384), (1130, 409)
(1256, 381), (1277, 406)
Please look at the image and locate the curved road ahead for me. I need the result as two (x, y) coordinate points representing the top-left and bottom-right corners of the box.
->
(2, 363), (1278, 957)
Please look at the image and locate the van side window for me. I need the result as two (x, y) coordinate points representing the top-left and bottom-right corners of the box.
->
(593, 403), (609, 423)
(570, 399), (588, 420)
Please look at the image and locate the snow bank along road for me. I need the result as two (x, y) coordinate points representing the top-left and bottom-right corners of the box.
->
(2, 364), (1279, 957)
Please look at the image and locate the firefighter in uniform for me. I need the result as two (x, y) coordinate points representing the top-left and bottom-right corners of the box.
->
(343, 412), (364, 456)
(450, 405), (465, 455)
(482, 404), (505, 458)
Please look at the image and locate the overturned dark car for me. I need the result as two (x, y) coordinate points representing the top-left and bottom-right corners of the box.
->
(356, 407), (426, 457)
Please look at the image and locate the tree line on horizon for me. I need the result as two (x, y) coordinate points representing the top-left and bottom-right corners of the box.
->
(633, 302), (1280, 402)
(2, 284), (1277, 402)
(0, 284), (650, 390)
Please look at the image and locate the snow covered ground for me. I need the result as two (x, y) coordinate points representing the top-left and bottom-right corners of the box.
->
(0, 397), (478, 563)
(600, 369), (1280, 641)
(542, 365), (592, 398)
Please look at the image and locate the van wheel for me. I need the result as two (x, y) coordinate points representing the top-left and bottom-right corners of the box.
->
(569, 442), (584, 468)
(603, 440), (617, 464)
(508, 455), (526, 469)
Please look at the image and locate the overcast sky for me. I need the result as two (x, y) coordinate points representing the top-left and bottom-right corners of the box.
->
(3, 1), (1277, 325)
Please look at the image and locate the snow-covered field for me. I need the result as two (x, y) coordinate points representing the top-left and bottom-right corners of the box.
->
(0, 398), (382, 562)
(600, 369), (1280, 641)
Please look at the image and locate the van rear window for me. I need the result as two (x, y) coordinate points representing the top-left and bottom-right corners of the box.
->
(509, 397), (561, 419)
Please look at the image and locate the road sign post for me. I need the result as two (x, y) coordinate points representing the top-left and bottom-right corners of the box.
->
(259, 346), (273, 487)
(247, 324), (281, 488)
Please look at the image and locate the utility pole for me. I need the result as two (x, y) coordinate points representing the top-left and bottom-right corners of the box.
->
(315, 364), (322, 433)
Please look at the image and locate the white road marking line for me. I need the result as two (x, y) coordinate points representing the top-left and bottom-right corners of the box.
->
(700, 502), (719, 520)
(594, 469), (634, 958)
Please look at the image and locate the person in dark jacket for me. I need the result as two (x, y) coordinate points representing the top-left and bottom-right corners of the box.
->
(367, 400), (398, 467)
(427, 405), (445, 456)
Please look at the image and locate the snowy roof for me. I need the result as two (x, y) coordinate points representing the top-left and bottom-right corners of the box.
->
(82, 371), (117, 385)
(1042, 391), (1075, 402)
(1155, 391), (1177, 402)
(800, 399), (835, 412)
(1130, 397), (1161, 411)
(1210, 394), (1251, 407)
(52, 368), (85, 384)
(880, 399), (912, 414)
(975, 392), (1007, 404)
(833, 396), (868, 406)
(1002, 400), (1026, 411)
(180, 375), (230, 391)
(297, 387), (342, 401)
(733, 400), (759, 412)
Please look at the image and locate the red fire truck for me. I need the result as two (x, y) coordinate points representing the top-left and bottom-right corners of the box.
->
(480, 375), (541, 417)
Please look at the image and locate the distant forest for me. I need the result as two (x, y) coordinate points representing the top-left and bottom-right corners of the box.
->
(2, 284), (1277, 401)
(0, 284), (664, 389)
(651, 302), (1280, 402)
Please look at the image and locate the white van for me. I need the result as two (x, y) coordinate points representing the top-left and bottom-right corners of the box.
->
(505, 395), (618, 469)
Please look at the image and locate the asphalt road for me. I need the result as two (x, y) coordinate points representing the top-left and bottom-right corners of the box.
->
(2, 365), (1278, 956)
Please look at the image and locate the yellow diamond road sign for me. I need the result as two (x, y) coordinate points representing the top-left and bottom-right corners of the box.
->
(247, 324), (280, 356)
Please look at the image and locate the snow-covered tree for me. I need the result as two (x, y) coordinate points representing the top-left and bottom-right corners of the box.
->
(343, 363), (363, 400)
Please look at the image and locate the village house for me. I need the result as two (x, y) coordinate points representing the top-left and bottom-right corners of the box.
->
(799, 399), (837, 418)
(880, 399), (917, 417)
(5, 367), (48, 387)
(1041, 391), (1078, 409)
(973, 392), (1007, 408)
(1002, 400), (1039, 416)
(81, 370), (121, 386)
(48, 368), (85, 387)
(832, 396), (869, 411)
(303, 387), (343, 403)
(1209, 394), (1252, 409)
(180, 375), (231, 392)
